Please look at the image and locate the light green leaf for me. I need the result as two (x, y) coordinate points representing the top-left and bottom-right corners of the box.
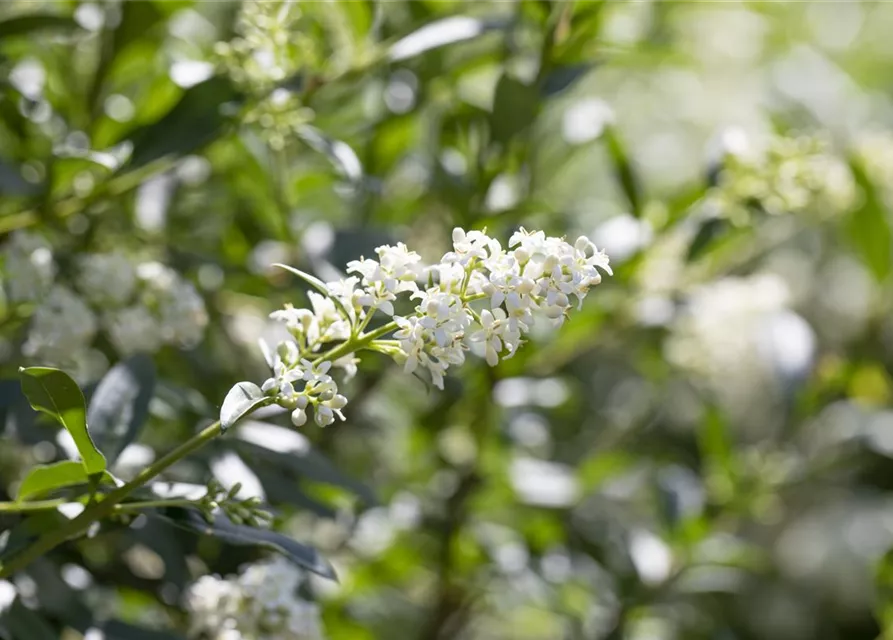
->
(16, 461), (114, 502)
(18, 367), (106, 474)
(272, 263), (353, 323)
(220, 382), (271, 432)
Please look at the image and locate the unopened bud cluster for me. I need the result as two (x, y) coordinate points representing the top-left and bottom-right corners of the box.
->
(708, 134), (856, 224)
(263, 227), (611, 429)
(198, 480), (273, 527)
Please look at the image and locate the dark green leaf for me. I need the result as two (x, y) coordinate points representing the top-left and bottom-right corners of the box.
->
(87, 354), (156, 465)
(100, 620), (186, 640)
(18, 367), (105, 474)
(686, 217), (731, 262)
(220, 382), (270, 432)
(603, 124), (642, 218)
(0, 14), (79, 39)
(541, 64), (592, 97)
(296, 126), (363, 183)
(16, 461), (113, 502)
(0, 599), (57, 640)
(490, 74), (539, 146)
(0, 381), (21, 411)
(0, 160), (39, 197)
(155, 508), (337, 580)
(122, 76), (243, 170)
(0, 511), (68, 562)
(847, 159), (891, 282)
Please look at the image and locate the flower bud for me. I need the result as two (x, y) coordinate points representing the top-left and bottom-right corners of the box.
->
(291, 407), (307, 427)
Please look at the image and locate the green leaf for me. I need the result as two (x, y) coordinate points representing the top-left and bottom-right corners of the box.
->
(847, 159), (891, 282)
(87, 0), (166, 117)
(876, 547), (893, 634)
(99, 620), (187, 640)
(603, 124), (643, 218)
(0, 599), (57, 640)
(0, 159), (39, 197)
(272, 263), (353, 323)
(490, 74), (539, 146)
(388, 16), (506, 62)
(87, 355), (156, 465)
(17, 461), (89, 502)
(220, 382), (270, 432)
(686, 217), (731, 262)
(121, 76), (243, 171)
(0, 14), (79, 39)
(155, 508), (337, 580)
(18, 367), (106, 474)
(296, 126), (363, 183)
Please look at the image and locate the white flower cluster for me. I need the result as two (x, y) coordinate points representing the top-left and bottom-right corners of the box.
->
(1, 230), (55, 303)
(708, 134), (856, 224)
(265, 227), (610, 427)
(0, 233), (208, 377)
(665, 273), (816, 427)
(185, 556), (324, 640)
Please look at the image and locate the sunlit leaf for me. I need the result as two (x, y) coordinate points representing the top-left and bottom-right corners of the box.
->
(847, 159), (891, 282)
(603, 124), (642, 218)
(220, 382), (270, 432)
(388, 16), (504, 61)
(272, 263), (352, 322)
(16, 460), (113, 502)
(18, 367), (106, 475)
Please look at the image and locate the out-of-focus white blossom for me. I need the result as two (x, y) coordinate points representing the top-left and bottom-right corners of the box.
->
(665, 273), (816, 428)
(104, 306), (164, 356)
(1, 237), (209, 372)
(266, 227), (610, 417)
(1, 231), (55, 303)
(76, 252), (136, 305)
(185, 556), (324, 640)
(23, 286), (97, 362)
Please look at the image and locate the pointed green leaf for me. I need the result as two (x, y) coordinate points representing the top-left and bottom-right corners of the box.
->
(272, 263), (352, 322)
(847, 159), (891, 282)
(490, 74), (539, 146)
(18, 367), (106, 474)
(220, 382), (270, 432)
(686, 217), (731, 262)
(603, 124), (643, 218)
(155, 508), (336, 580)
(16, 461), (114, 502)
(87, 354), (156, 465)
(122, 76), (243, 171)
(0, 14), (79, 39)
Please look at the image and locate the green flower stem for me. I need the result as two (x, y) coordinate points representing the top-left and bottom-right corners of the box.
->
(0, 420), (223, 579)
(313, 320), (399, 366)
(0, 497), (196, 514)
(114, 498), (195, 512)
(0, 498), (69, 513)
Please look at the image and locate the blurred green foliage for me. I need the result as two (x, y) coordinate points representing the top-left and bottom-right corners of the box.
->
(3, 1), (893, 639)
